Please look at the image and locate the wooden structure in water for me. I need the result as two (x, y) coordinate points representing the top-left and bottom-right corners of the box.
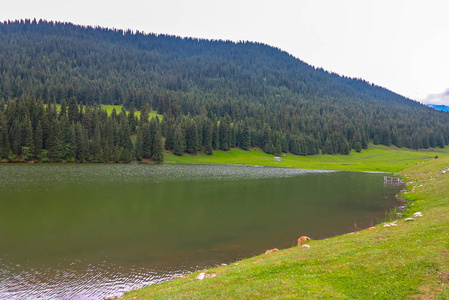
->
(384, 176), (401, 183)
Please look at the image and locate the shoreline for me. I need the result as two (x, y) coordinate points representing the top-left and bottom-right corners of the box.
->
(121, 156), (449, 299)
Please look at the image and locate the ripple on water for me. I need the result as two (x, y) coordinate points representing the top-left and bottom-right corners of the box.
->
(0, 164), (332, 194)
(0, 261), (186, 300)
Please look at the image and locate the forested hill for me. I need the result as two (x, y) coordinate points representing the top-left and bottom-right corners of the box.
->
(0, 19), (417, 108)
(1, 19), (449, 163)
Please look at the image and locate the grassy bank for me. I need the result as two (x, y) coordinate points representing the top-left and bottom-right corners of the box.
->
(123, 147), (449, 299)
(166, 144), (449, 173)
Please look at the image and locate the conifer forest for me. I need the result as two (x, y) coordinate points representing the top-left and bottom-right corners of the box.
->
(1, 19), (449, 162)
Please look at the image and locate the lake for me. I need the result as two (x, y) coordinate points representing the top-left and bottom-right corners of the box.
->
(0, 164), (402, 299)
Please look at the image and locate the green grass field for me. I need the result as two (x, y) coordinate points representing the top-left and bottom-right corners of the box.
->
(165, 144), (449, 173)
(123, 146), (449, 299)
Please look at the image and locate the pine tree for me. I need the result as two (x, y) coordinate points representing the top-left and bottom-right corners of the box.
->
(185, 120), (199, 154)
(64, 123), (76, 161)
(75, 122), (88, 161)
(128, 102), (137, 133)
(139, 102), (151, 124)
(0, 111), (10, 158)
(273, 139), (282, 156)
(324, 137), (333, 154)
(173, 125), (186, 156)
(202, 119), (213, 155)
(219, 114), (231, 151)
(152, 122), (164, 163)
(90, 124), (102, 161)
(241, 122), (251, 150)
(163, 117), (175, 150)
(148, 117), (160, 156)
(212, 121), (219, 149)
(134, 127), (143, 161)
(9, 119), (20, 155)
(140, 122), (151, 158)
(59, 99), (67, 119)
(47, 119), (63, 161)
(68, 97), (79, 122)
(355, 141), (362, 153)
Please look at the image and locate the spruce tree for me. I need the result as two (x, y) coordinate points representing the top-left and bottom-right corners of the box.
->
(355, 141), (362, 153)
(140, 122), (151, 158)
(127, 102), (137, 133)
(47, 119), (63, 161)
(75, 122), (88, 161)
(212, 121), (219, 149)
(59, 99), (67, 119)
(273, 139), (282, 156)
(139, 102), (151, 124)
(65, 123), (76, 161)
(134, 127), (143, 161)
(152, 122), (164, 163)
(185, 120), (199, 154)
(202, 119), (214, 155)
(324, 137), (333, 154)
(219, 114), (231, 151)
(241, 122), (251, 150)
(173, 126), (186, 156)
(68, 97), (79, 122)
(164, 117), (175, 150)
(0, 111), (10, 158)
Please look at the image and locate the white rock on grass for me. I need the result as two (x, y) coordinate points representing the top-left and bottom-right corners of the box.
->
(405, 218), (416, 221)
(413, 212), (423, 217)
(197, 272), (205, 280)
(384, 221), (397, 227)
(302, 244), (310, 248)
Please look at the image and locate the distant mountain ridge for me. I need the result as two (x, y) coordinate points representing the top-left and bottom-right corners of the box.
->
(427, 104), (449, 112)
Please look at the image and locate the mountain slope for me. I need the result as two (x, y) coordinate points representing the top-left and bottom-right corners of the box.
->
(0, 20), (420, 108)
(1, 19), (449, 161)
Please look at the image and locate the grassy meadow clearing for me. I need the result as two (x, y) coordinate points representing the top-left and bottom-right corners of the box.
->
(123, 146), (449, 299)
(45, 104), (162, 120)
(166, 144), (449, 173)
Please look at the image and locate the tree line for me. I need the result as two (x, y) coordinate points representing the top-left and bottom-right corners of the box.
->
(0, 96), (164, 162)
(2, 95), (448, 163)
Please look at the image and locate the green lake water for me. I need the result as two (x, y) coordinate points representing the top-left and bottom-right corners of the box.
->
(0, 164), (402, 299)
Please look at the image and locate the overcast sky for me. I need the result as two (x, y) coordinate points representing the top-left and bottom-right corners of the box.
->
(2, 0), (449, 104)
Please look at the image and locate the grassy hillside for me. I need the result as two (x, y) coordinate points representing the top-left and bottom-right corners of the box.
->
(123, 149), (449, 299)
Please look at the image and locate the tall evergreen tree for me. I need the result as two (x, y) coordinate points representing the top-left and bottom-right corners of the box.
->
(68, 97), (79, 123)
(152, 121), (164, 163)
(240, 122), (251, 150)
(173, 125), (186, 156)
(219, 114), (231, 151)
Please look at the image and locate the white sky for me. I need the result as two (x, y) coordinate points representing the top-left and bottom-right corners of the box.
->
(2, 0), (449, 104)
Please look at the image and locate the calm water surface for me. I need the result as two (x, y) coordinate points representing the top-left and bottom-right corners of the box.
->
(0, 164), (402, 299)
